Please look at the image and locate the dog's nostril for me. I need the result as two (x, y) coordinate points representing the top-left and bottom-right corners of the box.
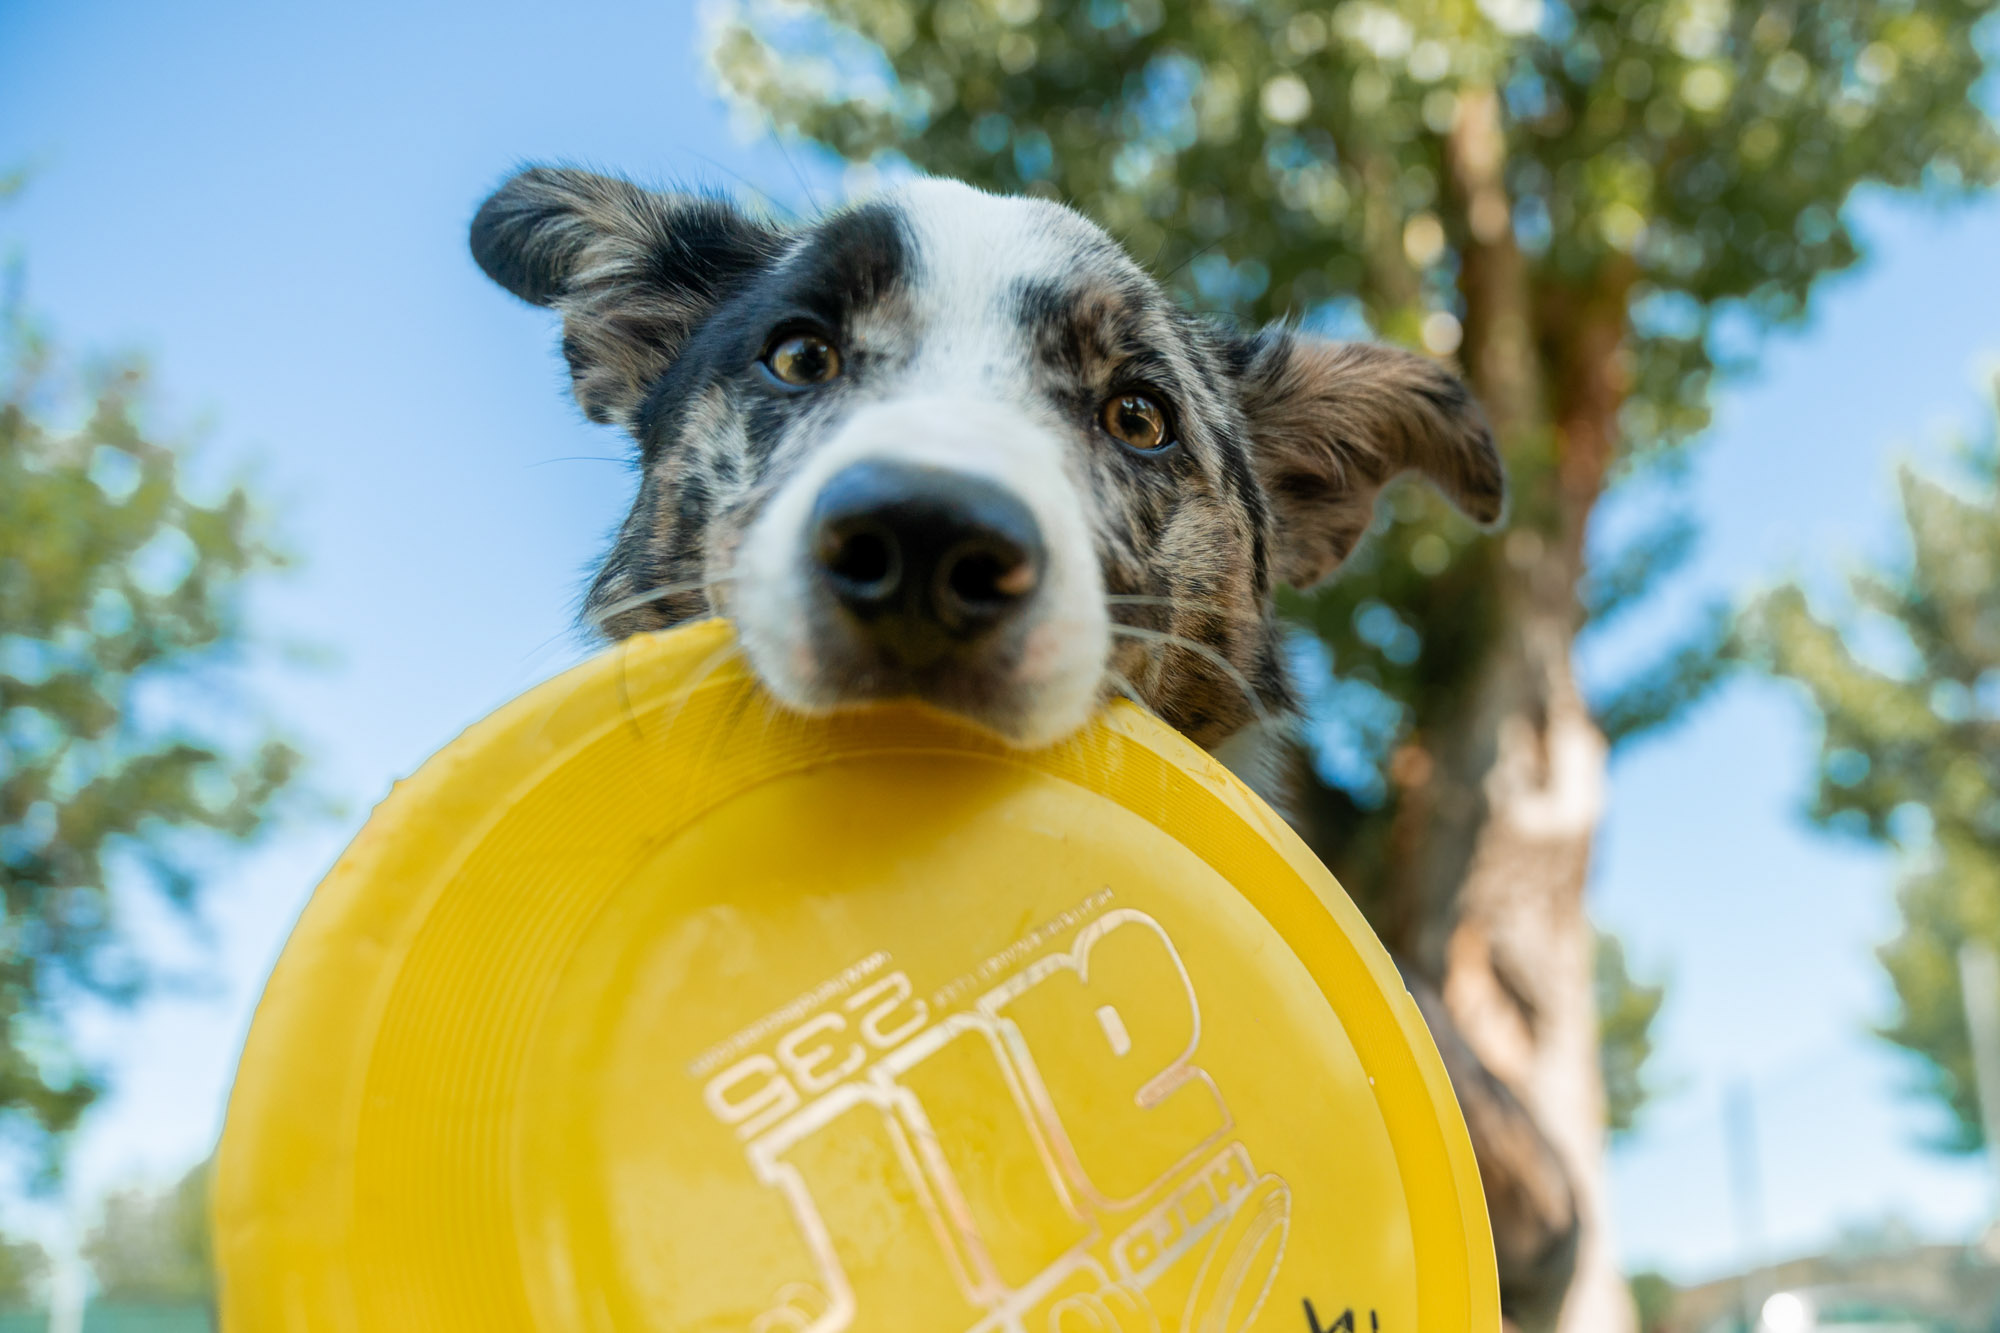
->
(823, 526), (898, 593)
(941, 544), (1036, 608)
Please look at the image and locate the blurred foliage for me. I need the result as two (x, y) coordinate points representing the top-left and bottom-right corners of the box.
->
(710, 0), (2000, 839)
(0, 1235), (46, 1310)
(0, 280), (299, 1166)
(1597, 929), (1666, 1135)
(1746, 385), (2000, 1152)
(713, 0), (2000, 351)
(1627, 1270), (1675, 1333)
(84, 1161), (212, 1304)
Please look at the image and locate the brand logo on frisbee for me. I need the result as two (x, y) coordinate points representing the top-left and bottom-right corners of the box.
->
(697, 904), (1292, 1332)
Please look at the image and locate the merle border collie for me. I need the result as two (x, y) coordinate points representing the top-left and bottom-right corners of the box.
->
(470, 166), (1502, 754)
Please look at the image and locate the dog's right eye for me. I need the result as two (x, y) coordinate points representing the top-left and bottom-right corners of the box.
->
(763, 331), (842, 387)
(1100, 392), (1172, 452)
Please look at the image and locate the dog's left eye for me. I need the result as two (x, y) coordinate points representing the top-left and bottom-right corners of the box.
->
(1100, 392), (1172, 452)
(764, 331), (842, 386)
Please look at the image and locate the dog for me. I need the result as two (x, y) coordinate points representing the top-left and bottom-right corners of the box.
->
(469, 167), (1503, 753)
(470, 168), (1584, 1324)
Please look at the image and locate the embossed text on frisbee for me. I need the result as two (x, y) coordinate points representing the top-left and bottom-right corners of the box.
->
(694, 893), (1295, 1333)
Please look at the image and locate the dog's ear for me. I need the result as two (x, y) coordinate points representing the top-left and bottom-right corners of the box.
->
(1229, 327), (1504, 589)
(471, 165), (784, 428)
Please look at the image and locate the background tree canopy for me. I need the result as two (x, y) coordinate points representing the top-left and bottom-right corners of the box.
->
(1750, 386), (2000, 1156)
(0, 237), (298, 1200)
(709, 3), (1999, 1327)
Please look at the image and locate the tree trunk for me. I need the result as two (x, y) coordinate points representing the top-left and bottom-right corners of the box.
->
(1440, 582), (1623, 1333)
(1400, 87), (1636, 1333)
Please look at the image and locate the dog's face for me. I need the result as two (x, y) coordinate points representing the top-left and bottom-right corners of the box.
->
(472, 169), (1502, 749)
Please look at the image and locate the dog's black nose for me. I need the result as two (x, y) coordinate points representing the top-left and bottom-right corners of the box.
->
(810, 461), (1044, 666)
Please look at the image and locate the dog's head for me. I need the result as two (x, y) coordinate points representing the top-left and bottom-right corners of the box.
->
(472, 168), (1502, 749)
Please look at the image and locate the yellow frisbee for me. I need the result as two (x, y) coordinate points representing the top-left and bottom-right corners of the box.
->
(216, 619), (1496, 1332)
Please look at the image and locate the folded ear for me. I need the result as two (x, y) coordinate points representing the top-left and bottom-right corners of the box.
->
(1230, 327), (1505, 589)
(470, 165), (784, 427)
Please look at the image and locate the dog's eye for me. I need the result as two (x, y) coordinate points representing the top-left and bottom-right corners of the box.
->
(1100, 392), (1171, 452)
(764, 331), (842, 386)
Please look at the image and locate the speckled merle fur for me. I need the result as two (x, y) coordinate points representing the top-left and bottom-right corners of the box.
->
(471, 165), (1503, 751)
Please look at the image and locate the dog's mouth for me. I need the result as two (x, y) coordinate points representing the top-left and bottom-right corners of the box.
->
(779, 642), (1073, 744)
(739, 629), (1112, 750)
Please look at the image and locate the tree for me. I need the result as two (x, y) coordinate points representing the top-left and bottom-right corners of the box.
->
(1748, 385), (2000, 1156)
(709, 3), (1999, 1326)
(83, 1161), (213, 1304)
(0, 255), (299, 1178)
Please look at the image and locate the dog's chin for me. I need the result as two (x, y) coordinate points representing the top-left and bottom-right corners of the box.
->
(737, 632), (1109, 751)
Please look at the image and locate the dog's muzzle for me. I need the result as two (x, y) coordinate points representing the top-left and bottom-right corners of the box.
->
(809, 461), (1045, 668)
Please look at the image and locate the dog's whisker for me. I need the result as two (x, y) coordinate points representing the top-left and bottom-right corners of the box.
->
(1107, 623), (1272, 729)
(1104, 593), (1267, 625)
(1160, 230), (1237, 286)
(523, 455), (629, 469)
(646, 631), (748, 741)
(709, 650), (777, 754)
(585, 573), (738, 632)
(1103, 668), (1163, 722)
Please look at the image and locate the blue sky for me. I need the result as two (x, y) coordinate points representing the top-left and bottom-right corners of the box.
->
(2, 0), (1997, 1288)
(1585, 184), (2000, 1275)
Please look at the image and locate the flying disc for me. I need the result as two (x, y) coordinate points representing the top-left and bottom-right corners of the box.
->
(215, 618), (1496, 1332)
